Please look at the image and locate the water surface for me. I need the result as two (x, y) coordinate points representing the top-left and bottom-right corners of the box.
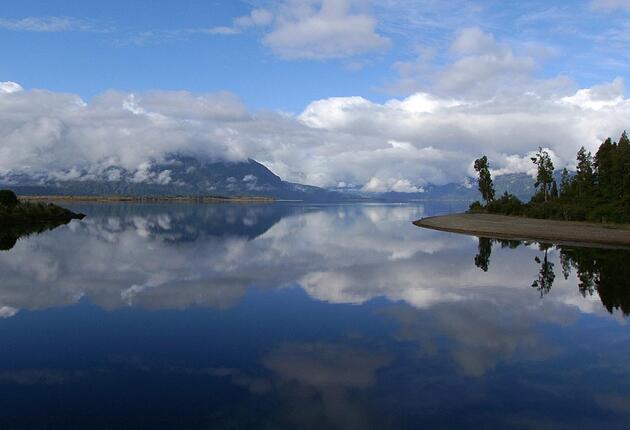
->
(2, 202), (630, 429)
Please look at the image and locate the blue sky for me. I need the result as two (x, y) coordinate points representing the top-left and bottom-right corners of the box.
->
(2, 0), (628, 111)
(1, 0), (630, 190)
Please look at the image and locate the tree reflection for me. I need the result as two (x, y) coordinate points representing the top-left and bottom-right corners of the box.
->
(474, 238), (492, 272)
(474, 237), (630, 315)
(560, 247), (630, 315)
(531, 245), (555, 298)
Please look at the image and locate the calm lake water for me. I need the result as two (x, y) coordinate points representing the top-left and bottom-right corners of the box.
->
(2, 202), (630, 429)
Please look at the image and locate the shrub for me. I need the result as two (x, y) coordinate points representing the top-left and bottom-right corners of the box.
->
(486, 192), (525, 216)
(0, 190), (18, 209)
(468, 201), (483, 212)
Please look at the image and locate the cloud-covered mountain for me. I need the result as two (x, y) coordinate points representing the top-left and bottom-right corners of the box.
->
(1, 155), (347, 201)
(1, 75), (629, 197)
(1, 151), (551, 202)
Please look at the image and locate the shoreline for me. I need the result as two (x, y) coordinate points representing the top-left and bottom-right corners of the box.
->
(18, 195), (275, 204)
(413, 213), (630, 248)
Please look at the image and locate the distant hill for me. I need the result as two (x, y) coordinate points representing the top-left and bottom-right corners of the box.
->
(337, 172), (545, 202)
(1, 154), (562, 203)
(1, 155), (346, 202)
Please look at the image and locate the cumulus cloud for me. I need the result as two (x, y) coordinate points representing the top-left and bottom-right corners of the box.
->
(560, 77), (626, 110)
(438, 27), (536, 96)
(263, 0), (390, 59)
(387, 27), (553, 100)
(203, 8), (273, 35)
(0, 81), (23, 94)
(1, 75), (629, 192)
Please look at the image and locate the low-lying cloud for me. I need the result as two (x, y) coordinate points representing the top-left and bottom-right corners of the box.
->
(1, 75), (629, 191)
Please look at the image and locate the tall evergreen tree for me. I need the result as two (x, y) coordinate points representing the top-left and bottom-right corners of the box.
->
(473, 156), (496, 204)
(575, 147), (594, 200)
(595, 138), (615, 199)
(531, 147), (554, 202)
(618, 131), (630, 197)
(550, 180), (559, 199)
(560, 168), (572, 198)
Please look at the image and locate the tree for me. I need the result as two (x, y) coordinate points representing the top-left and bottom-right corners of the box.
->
(617, 131), (630, 197)
(575, 147), (594, 200)
(473, 156), (495, 204)
(560, 168), (572, 198)
(550, 180), (559, 199)
(0, 190), (18, 209)
(595, 138), (614, 199)
(531, 147), (554, 202)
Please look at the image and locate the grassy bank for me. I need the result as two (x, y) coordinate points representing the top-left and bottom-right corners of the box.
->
(1, 190), (85, 227)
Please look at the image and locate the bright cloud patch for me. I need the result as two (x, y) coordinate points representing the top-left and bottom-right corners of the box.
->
(263, 0), (390, 59)
(0, 81), (23, 94)
(0, 79), (629, 192)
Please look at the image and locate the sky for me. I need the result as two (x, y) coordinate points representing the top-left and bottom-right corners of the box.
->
(1, 0), (630, 191)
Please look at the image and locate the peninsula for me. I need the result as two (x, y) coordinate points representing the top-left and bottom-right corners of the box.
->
(414, 213), (630, 248)
(415, 132), (630, 247)
(0, 190), (86, 250)
(0, 190), (85, 226)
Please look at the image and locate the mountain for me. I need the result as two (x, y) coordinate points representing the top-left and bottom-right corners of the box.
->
(334, 173), (543, 202)
(0, 155), (346, 202)
(1, 154), (565, 203)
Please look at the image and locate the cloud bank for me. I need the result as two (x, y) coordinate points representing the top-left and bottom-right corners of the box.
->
(1, 75), (629, 191)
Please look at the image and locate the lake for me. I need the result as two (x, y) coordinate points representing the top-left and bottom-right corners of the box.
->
(2, 202), (630, 429)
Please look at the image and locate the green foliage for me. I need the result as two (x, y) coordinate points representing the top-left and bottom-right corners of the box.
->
(473, 156), (496, 204)
(0, 190), (19, 209)
(0, 190), (85, 227)
(531, 147), (555, 202)
(485, 192), (525, 215)
(470, 132), (630, 223)
(468, 201), (484, 212)
(550, 181), (559, 199)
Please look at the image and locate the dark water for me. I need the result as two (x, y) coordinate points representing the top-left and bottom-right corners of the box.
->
(2, 202), (630, 429)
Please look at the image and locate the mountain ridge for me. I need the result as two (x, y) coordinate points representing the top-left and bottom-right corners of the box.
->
(1, 155), (555, 202)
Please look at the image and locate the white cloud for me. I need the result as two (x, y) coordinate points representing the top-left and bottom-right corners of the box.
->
(0, 81), (23, 94)
(0, 77), (629, 192)
(263, 0), (390, 59)
(387, 27), (543, 100)
(439, 27), (536, 97)
(560, 77), (625, 110)
(234, 9), (274, 28)
(450, 26), (499, 56)
(487, 149), (562, 178)
(204, 8), (273, 35)
(0, 16), (98, 32)
(362, 177), (423, 193)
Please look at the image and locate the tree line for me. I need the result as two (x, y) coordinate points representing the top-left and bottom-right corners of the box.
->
(471, 131), (630, 223)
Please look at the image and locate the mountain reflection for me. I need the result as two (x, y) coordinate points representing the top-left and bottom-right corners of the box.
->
(474, 237), (630, 315)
